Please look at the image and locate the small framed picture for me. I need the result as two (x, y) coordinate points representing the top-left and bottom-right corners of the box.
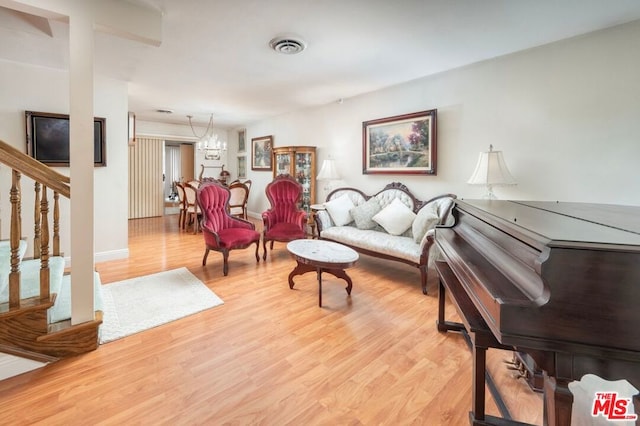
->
(237, 156), (246, 179)
(251, 135), (273, 171)
(238, 129), (246, 153)
(204, 149), (221, 161)
(128, 111), (136, 146)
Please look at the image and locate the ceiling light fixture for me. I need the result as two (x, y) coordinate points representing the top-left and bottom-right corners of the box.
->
(269, 34), (307, 55)
(187, 114), (226, 153)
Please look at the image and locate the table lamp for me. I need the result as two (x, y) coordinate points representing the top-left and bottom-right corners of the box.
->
(467, 145), (516, 199)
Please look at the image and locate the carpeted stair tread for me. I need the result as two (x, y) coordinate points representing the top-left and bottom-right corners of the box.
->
(49, 271), (103, 323)
(0, 239), (28, 300)
(0, 256), (65, 305)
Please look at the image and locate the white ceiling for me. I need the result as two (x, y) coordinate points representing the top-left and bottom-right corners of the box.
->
(2, 0), (640, 129)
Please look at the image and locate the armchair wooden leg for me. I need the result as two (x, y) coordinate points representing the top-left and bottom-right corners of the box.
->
(254, 241), (260, 262)
(222, 250), (229, 276)
(202, 248), (210, 266)
(263, 239), (268, 261)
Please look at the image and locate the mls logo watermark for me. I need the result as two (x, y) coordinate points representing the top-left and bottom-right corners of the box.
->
(592, 392), (638, 421)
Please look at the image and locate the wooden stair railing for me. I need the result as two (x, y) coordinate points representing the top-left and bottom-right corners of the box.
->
(0, 139), (101, 358)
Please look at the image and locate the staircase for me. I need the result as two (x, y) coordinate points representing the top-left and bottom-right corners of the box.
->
(0, 139), (102, 359)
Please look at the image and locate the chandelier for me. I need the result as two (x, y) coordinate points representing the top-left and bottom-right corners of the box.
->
(187, 114), (227, 153)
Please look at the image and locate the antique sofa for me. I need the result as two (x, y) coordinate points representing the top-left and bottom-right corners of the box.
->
(314, 182), (456, 294)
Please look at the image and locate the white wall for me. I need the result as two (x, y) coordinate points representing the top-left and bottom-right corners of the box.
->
(244, 20), (640, 215)
(136, 119), (231, 181)
(0, 60), (129, 262)
(3, 19), (638, 259)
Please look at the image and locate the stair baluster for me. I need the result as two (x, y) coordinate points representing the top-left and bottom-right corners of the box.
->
(33, 182), (41, 259)
(39, 186), (50, 300)
(9, 170), (21, 308)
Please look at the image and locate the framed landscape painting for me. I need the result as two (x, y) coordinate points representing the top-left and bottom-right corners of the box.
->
(362, 109), (437, 175)
(251, 135), (273, 171)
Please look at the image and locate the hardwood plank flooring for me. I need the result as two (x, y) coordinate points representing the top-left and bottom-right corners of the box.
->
(0, 215), (543, 425)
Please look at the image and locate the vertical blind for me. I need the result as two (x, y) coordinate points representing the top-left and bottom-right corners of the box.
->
(128, 137), (164, 219)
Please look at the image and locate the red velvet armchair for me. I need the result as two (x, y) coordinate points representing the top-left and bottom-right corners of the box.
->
(197, 181), (260, 276)
(262, 174), (308, 260)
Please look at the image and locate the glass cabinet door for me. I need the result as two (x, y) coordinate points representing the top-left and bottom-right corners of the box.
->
(272, 146), (316, 218)
(295, 152), (313, 212)
(275, 152), (292, 176)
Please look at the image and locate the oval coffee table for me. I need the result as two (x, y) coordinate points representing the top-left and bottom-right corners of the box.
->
(286, 239), (359, 307)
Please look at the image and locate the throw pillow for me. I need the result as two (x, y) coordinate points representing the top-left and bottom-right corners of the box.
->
(412, 202), (441, 243)
(350, 197), (382, 230)
(324, 194), (355, 226)
(372, 198), (416, 236)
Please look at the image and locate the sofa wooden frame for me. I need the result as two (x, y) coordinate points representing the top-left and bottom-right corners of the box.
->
(315, 182), (456, 294)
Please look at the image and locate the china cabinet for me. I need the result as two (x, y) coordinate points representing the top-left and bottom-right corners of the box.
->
(272, 146), (316, 214)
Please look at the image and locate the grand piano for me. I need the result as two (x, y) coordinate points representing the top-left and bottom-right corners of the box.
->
(434, 199), (640, 425)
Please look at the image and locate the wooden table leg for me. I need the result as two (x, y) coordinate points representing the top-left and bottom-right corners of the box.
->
(317, 267), (322, 307)
(318, 268), (353, 295)
(288, 261), (316, 289)
(288, 260), (353, 307)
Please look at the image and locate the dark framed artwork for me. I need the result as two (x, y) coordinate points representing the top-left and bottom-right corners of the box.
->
(251, 135), (273, 171)
(362, 109), (437, 175)
(25, 110), (107, 167)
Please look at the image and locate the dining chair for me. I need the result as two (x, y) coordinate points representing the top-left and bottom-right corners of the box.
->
(183, 182), (201, 234)
(175, 181), (187, 229)
(197, 181), (260, 276)
(228, 181), (250, 219)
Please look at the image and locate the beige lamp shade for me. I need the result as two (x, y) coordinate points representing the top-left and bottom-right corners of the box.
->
(467, 145), (516, 199)
(317, 158), (340, 192)
(317, 159), (340, 181)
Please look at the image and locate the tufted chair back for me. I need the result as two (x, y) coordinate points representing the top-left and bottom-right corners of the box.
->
(197, 182), (235, 233)
(261, 174), (308, 260)
(265, 175), (304, 222)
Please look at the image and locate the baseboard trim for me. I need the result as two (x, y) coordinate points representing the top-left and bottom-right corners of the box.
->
(95, 248), (129, 263)
(62, 249), (129, 267)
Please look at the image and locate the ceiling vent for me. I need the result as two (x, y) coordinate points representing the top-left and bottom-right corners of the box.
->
(269, 35), (307, 55)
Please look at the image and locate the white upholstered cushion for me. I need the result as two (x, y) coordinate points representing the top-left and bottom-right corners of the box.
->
(350, 197), (382, 230)
(412, 202), (440, 243)
(324, 194), (355, 226)
(372, 198), (416, 236)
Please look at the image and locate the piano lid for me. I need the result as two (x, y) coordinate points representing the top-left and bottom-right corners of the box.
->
(443, 199), (640, 354)
(458, 200), (640, 250)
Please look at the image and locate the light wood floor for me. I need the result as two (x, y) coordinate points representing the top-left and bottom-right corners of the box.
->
(0, 215), (543, 425)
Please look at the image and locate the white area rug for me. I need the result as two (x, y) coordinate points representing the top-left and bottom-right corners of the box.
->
(0, 353), (48, 380)
(99, 267), (223, 344)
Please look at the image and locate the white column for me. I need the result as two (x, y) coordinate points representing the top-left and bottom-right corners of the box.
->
(69, 5), (95, 324)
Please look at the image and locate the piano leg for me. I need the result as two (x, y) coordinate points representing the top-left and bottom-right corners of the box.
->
(472, 343), (488, 423)
(543, 371), (574, 426)
(436, 275), (465, 333)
